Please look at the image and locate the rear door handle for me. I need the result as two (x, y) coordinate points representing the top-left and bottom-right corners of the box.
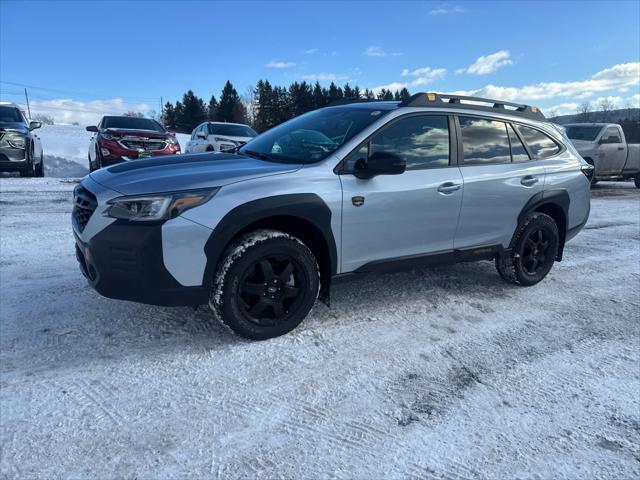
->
(617, 147), (624, 151)
(437, 182), (461, 194)
(521, 176), (539, 187)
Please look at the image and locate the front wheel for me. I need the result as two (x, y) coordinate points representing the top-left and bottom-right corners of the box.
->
(210, 229), (319, 340)
(35, 155), (44, 177)
(496, 212), (559, 286)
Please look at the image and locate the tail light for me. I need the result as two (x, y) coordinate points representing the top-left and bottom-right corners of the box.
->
(581, 164), (594, 181)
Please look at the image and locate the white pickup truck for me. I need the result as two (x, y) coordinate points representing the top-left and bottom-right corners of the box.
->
(565, 123), (640, 187)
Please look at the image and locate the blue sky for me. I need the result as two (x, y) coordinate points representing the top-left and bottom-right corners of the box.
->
(1, 0), (639, 123)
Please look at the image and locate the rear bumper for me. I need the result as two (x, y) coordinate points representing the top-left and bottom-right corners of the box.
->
(74, 220), (209, 306)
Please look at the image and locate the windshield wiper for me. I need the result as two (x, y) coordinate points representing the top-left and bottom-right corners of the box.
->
(243, 150), (278, 162)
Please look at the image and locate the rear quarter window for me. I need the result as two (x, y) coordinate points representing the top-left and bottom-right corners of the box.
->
(516, 125), (561, 159)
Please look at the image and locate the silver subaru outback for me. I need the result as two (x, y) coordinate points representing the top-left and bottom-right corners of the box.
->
(73, 93), (592, 340)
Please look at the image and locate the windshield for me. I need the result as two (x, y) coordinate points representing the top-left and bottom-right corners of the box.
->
(210, 124), (257, 137)
(240, 107), (390, 163)
(0, 106), (25, 125)
(566, 125), (603, 141)
(102, 116), (164, 132)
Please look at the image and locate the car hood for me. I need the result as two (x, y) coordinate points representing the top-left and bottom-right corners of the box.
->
(89, 152), (301, 195)
(103, 128), (169, 139)
(213, 135), (255, 143)
(0, 123), (28, 134)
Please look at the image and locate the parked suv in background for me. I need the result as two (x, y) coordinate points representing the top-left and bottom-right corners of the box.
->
(0, 102), (44, 177)
(86, 116), (180, 171)
(184, 122), (257, 153)
(73, 93), (591, 340)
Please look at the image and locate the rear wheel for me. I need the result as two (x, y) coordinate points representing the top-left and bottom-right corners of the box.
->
(210, 229), (319, 340)
(496, 212), (559, 286)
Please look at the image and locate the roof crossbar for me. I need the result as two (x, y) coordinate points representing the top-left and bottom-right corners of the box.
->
(399, 92), (546, 120)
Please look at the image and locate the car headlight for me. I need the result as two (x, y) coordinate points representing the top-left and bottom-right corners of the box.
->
(167, 135), (179, 144)
(6, 133), (26, 149)
(100, 133), (116, 141)
(105, 188), (219, 221)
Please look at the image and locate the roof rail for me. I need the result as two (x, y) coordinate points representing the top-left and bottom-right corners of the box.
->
(327, 97), (393, 107)
(399, 92), (546, 121)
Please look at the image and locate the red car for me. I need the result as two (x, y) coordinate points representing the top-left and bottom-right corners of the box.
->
(87, 116), (180, 171)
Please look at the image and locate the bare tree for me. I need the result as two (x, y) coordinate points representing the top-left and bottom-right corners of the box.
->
(242, 84), (256, 127)
(599, 98), (615, 122)
(32, 113), (54, 125)
(123, 111), (144, 118)
(576, 101), (591, 122)
(548, 109), (559, 119)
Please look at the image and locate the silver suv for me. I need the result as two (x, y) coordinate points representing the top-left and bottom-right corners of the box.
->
(73, 93), (592, 340)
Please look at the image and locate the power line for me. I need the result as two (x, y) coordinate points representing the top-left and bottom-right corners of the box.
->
(0, 80), (159, 103)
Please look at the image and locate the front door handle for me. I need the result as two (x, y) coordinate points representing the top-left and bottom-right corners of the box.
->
(437, 182), (461, 194)
(617, 146), (624, 151)
(521, 176), (539, 187)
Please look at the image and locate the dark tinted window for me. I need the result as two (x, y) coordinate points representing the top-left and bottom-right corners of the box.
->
(566, 125), (602, 141)
(102, 116), (164, 132)
(508, 124), (530, 163)
(368, 115), (450, 170)
(516, 125), (560, 158)
(0, 106), (25, 124)
(209, 124), (257, 137)
(601, 126), (622, 143)
(459, 116), (511, 165)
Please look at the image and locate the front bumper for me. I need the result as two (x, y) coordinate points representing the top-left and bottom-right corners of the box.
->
(99, 140), (180, 165)
(74, 220), (209, 306)
(0, 147), (27, 170)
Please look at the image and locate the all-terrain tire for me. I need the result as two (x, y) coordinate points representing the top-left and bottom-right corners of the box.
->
(496, 212), (559, 286)
(210, 229), (320, 340)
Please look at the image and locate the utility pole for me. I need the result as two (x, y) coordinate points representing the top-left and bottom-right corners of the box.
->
(160, 96), (163, 120)
(24, 88), (31, 119)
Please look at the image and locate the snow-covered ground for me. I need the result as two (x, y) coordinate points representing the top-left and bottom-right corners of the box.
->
(1, 179), (639, 479)
(29, 124), (191, 177)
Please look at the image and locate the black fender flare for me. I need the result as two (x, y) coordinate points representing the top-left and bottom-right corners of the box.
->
(516, 189), (570, 261)
(202, 193), (338, 299)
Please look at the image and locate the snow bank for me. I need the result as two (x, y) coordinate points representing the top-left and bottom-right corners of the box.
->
(35, 124), (192, 177)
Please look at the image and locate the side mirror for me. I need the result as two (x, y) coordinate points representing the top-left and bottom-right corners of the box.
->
(196, 130), (207, 139)
(29, 121), (42, 130)
(86, 125), (99, 133)
(353, 151), (406, 179)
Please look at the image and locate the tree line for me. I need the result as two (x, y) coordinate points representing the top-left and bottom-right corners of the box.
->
(160, 80), (411, 134)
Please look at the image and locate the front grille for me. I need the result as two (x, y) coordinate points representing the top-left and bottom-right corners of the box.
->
(119, 138), (167, 151)
(73, 185), (97, 232)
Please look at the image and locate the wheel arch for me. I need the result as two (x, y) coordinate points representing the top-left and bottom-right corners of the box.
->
(202, 194), (337, 302)
(517, 190), (569, 261)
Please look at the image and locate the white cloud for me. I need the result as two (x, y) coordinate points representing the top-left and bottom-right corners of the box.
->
(304, 49), (318, 54)
(629, 93), (640, 107)
(545, 102), (580, 116)
(594, 95), (623, 107)
(460, 50), (513, 75)
(371, 82), (409, 94)
(400, 66), (447, 86)
(363, 46), (402, 58)
(452, 63), (640, 102)
(265, 60), (296, 68)
(26, 98), (151, 125)
(301, 72), (351, 82)
(429, 4), (465, 15)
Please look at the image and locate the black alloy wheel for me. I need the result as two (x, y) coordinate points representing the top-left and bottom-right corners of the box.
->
(520, 228), (553, 276)
(238, 255), (307, 326)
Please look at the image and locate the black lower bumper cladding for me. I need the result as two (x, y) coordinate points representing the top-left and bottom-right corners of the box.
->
(75, 221), (209, 306)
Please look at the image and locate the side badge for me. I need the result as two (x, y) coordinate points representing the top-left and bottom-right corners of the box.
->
(352, 196), (365, 207)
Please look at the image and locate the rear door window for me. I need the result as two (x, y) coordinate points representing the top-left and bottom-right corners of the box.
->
(508, 124), (530, 163)
(459, 116), (511, 165)
(515, 125), (561, 158)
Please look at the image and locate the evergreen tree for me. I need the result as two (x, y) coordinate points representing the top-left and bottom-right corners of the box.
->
(207, 95), (219, 121)
(312, 81), (327, 110)
(399, 87), (411, 102)
(343, 83), (355, 99)
(161, 102), (177, 130)
(363, 89), (375, 100)
(377, 89), (394, 100)
(327, 82), (344, 104)
(218, 81), (243, 123)
(178, 90), (206, 133)
(353, 86), (361, 100)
